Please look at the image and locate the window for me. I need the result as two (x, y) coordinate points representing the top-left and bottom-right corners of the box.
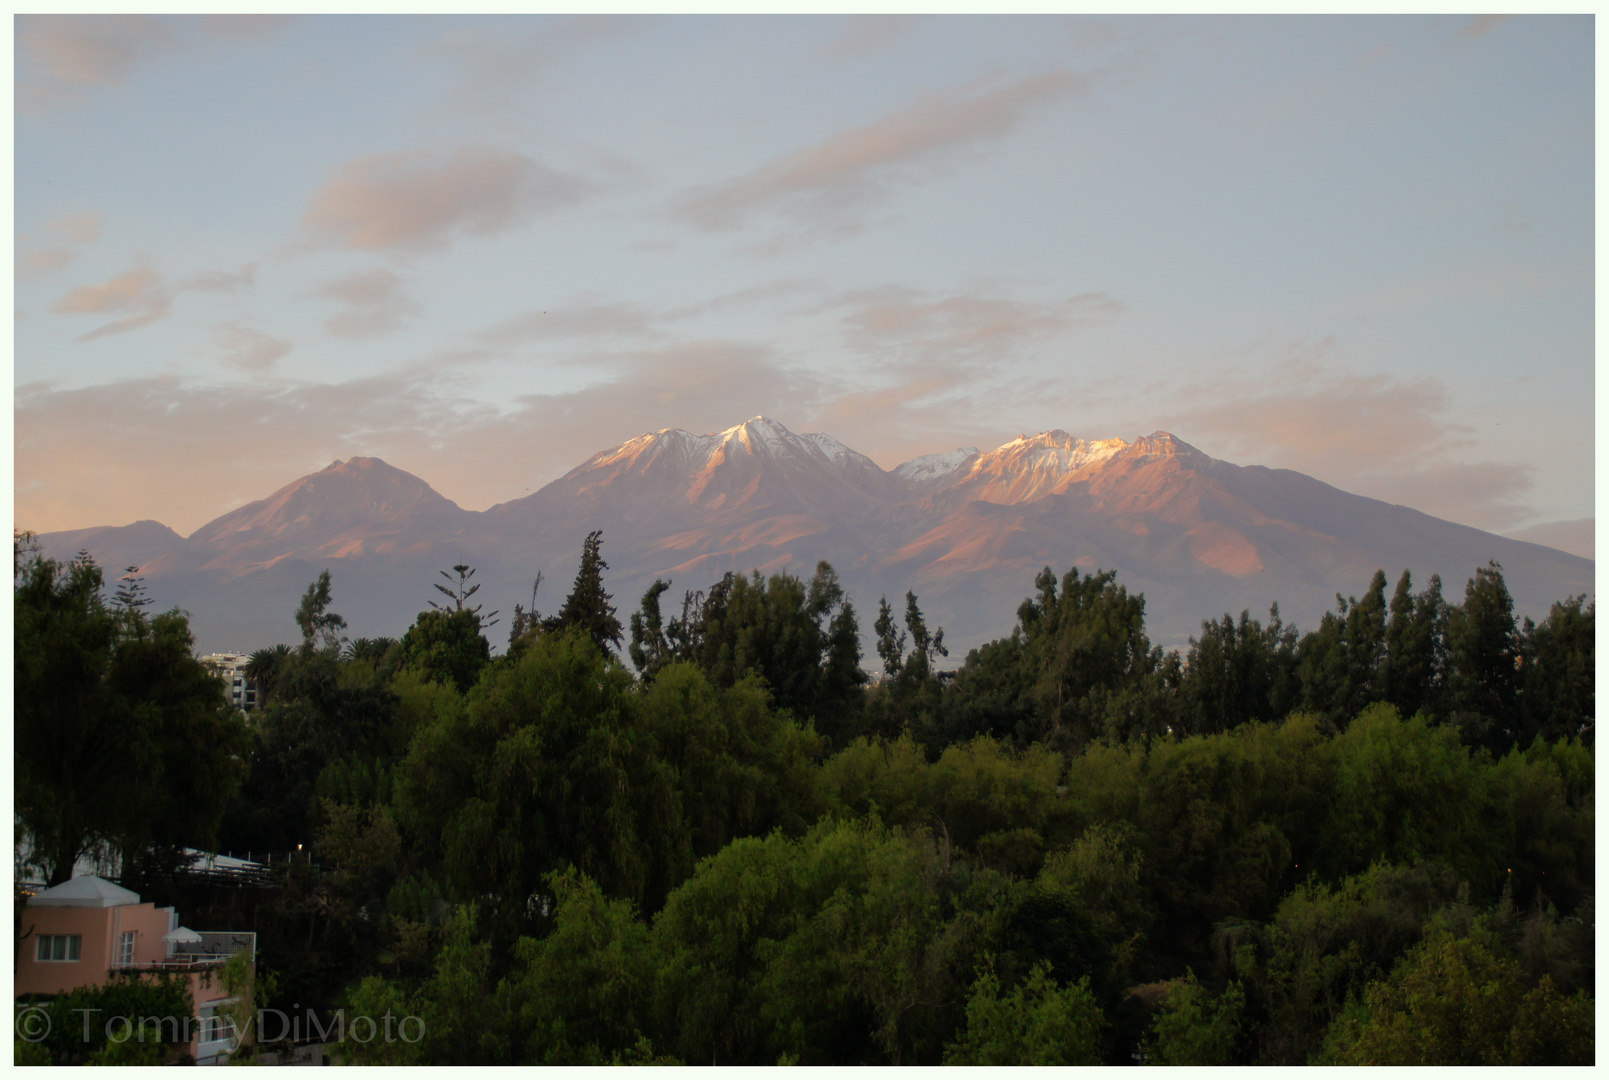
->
(199, 1004), (238, 1046)
(119, 931), (135, 966)
(36, 935), (81, 962)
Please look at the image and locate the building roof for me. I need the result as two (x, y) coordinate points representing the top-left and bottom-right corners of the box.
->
(28, 875), (142, 908)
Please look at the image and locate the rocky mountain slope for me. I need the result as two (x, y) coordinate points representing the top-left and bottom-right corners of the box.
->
(34, 417), (1594, 659)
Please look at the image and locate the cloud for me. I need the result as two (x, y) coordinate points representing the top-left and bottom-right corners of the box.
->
(14, 346), (820, 534)
(45, 210), (103, 244)
(481, 298), (661, 351)
(317, 268), (421, 339)
(184, 262), (257, 292)
(302, 146), (586, 252)
(1167, 360), (1540, 530)
(49, 268), (172, 340)
(1455, 15), (1510, 40)
(17, 248), (75, 282)
(679, 70), (1086, 233)
(424, 16), (637, 114)
(16, 15), (291, 112)
(837, 286), (1124, 363)
(818, 16), (922, 63)
(215, 322), (291, 371)
(1503, 518), (1593, 561)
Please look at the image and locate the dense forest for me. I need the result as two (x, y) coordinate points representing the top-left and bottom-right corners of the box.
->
(14, 529), (1595, 1065)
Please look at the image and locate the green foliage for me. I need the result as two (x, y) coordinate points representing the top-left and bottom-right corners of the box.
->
(18, 973), (193, 1065)
(665, 562), (866, 747)
(546, 530), (623, 653)
(295, 569), (347, 655)
(1319, 925), (1593, 1065)
(500, 870), (659, 1064)
(1176, 606), (1298, 735)
(398, 607), (490, 694)
(15, 545), (249, 883)
(1144, 970), (1245, 1065)
(1444, 561), (1522, 753)
(943, 960), (1105, 1065)
(1519, 594), (1594, 748)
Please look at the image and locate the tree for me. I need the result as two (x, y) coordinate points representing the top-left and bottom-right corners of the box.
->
(944, 961), (1105, 1065)
(399, 609), (491, 694)
(1377, 570), (1448, 721)
(628, 579), (674, 681)
(1296, 570), (1390, 729)
(1017, 566), (1163, 748)
(1143, 970), (1245, 1065)
(1444, 562), (1520, 753)
(245, 643), (293, 709)
(546, 531), (622, 653)
(1320, 927), (1593, 1065)
(1516, 595), (1592, 748)
(431, 563), (498, 629)
(15, 544), (248, 884)
(1177, 607), (1298, 736)
(295, 570), (348, 655)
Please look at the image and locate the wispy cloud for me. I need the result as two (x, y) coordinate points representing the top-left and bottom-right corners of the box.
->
(215, 322), (291, 371)
(17, 210), (104, 281)
(423, 16), (637, 114)
(317, 268), (421, 339)
(1168, 356), (1539, 529)
(1454, 15), (1510, 41)
(679, 70), (1086, 235)
(302, 146), (587, 252)
(16, 15), (291, 112)
(817, 16), (922, 64)
(45, 210), (103, 244)
(184, 262), (257, 292)
(837, 286), (1123, 363)
(17, 248), (75, 283)
(49, 268), (172, 340)
(1503, 518), (1593, 561)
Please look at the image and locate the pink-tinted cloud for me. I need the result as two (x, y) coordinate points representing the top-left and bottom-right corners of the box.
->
(49, 268), (172, 340)
(818, 16), (922, 63)
(16, 15), (291, 112)
(215, 322), (291, 371)
(302, 146), (586, 252)
(184, 263), (257, 292)
(45, 210), (103, 244)
(317, 268), (421, 339)
(837, 286), (1123, 363)
(680, 70), (1086, 232)
(17, 247), (74, 282)
(424, 16), (637, 115)
(1503, 518), (1593, 561)
(1168, 361), (1542, 530)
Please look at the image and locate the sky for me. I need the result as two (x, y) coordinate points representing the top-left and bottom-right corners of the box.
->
(13, 14), (1595, 558)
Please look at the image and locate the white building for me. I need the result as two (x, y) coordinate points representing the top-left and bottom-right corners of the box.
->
(198, 653), (258, 713)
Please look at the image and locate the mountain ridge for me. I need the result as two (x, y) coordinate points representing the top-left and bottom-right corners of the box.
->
(30, 418), (1593, 658)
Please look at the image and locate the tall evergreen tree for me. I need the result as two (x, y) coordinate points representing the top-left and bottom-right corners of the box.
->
(1445, 561), (1521, 753)
(547, 531), (622, 653)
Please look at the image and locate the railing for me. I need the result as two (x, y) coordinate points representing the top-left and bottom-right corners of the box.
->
(114, 932), (256, 971)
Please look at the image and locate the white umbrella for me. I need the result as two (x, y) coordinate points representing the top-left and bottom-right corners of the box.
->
(163, 926), (204, 944)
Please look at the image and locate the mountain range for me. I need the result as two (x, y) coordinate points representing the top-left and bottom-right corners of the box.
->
(33, 417), (1594, 661)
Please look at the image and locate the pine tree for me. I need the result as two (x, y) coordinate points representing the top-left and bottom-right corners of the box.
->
(547, 531), (622, 653)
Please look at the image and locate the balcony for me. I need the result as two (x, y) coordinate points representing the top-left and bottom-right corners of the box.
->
(115, 931), (256, 971)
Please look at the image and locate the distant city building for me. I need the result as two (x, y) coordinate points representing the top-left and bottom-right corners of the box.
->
(198, 653), (257, 713)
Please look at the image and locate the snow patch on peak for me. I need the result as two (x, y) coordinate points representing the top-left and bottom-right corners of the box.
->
(801, 430), (876, 469)
(895, 447), (981, 485)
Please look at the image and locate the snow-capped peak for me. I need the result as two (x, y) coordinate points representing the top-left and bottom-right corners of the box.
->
(894, 447), (981, 485)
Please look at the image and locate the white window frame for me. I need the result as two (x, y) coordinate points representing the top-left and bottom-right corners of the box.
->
(36, 934), (82, 962)
(118, 930), (136, 966)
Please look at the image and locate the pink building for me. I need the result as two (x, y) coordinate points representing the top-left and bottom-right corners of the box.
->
(15, 876), (256, 1065)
